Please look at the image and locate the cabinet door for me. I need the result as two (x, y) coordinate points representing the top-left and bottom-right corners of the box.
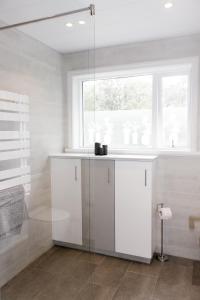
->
(90, 160), (115, 253)
(115, 161), (152, 259)
(51, 158), (82, 245)
(81, 159), (90, 249)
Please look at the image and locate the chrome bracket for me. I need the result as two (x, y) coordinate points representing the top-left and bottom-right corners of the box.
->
(90, 4), (96, 16)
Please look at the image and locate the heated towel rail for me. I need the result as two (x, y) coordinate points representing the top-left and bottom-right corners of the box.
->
(0, 91), (30, 193)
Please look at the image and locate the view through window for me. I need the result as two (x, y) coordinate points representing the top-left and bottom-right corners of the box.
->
(83, 75), (153, 148)
(161, 75), (189, 148)
(80, 68), (191, 150)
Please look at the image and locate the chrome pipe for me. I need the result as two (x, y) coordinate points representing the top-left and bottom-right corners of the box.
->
(0, 4), (95, 31)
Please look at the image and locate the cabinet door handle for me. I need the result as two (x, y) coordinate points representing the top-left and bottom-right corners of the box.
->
(107, 168), (110, 184)
(75, 166), (78, 181)
(145, 169), (147, 187)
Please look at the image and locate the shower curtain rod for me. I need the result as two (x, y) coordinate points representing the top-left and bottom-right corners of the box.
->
(0, 4), (95, 31)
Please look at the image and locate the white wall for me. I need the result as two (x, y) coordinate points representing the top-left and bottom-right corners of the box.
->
(64, 33), (200, 68)
(0, 28), (64, 286)
(64, 34), (200, 260)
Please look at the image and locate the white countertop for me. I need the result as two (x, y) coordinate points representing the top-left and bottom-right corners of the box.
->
(49, 153), (158, 162)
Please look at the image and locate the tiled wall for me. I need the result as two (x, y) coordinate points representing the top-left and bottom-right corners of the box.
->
(0, 28), (64, 286)
(64, 34), (200, 261)
(156, 156), (200, 260)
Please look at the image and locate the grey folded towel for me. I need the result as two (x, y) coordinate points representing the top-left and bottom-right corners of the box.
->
(0, 185), (27, 240)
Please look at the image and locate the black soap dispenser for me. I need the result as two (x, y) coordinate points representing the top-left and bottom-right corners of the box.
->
(102, 145), (108, 155)
(94, 142), (101, 155)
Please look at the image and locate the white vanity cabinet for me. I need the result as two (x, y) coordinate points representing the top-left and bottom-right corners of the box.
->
(50, 154), (156, 263)
(51, 158), (82, 245)
(90, 160), (115, 253)
(115, 161), (154, 260)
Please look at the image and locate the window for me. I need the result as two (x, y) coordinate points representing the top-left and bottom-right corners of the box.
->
(71, 59), (197, 151)
(83, 75), (153, 148)
(160, 75), (189, 148)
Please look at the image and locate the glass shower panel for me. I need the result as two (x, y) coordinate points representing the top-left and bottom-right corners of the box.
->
(0, 1), (95, 299)
(0, 26), (32, 296)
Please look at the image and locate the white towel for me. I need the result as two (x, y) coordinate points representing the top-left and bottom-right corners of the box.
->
(0, 185), (26, 239)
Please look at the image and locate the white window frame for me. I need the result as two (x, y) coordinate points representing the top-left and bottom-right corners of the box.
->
(67, 57), (199, 153)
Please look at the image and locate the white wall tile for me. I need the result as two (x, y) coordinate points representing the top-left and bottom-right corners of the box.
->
(64, 35), (200, 261)
(0, 27), (64, 287)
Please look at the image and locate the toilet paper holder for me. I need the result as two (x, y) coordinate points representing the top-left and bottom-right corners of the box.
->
(156, 203), (172, 263)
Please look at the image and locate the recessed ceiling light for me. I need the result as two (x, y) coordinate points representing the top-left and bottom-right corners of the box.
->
(78, 20), (86, 25)
(65, 22), (73, 28)
(164, 1), (173, 8)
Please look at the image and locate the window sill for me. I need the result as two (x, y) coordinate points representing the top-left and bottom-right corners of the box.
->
(64, 148), (200, 158)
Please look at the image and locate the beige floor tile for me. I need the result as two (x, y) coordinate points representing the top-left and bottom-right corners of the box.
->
(78, 251), (105, 265)
(127, 258), (162, 278)
(71, 260), (96, 283)
(32, 247), (82, 277)
(153, 281), (191, 300)
(1, 247), (197, 300)
(192, 261), (200, 286)
(75, 283), (118, 300)
(167, 255), (193, 268)
(33, 275), (86, 300)
(28, 246), (59, 269)
(91, 256), (129, 287)
(113, 272), (157, 300)
(158, 263), (192, 286)
(2, 269), (55, 300)
(190, 285), (200, 300)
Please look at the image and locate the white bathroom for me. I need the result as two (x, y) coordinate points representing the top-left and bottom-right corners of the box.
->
(0, 1), (200, 299)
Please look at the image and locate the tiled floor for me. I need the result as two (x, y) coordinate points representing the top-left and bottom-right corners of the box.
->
(1, 246), (200, 300)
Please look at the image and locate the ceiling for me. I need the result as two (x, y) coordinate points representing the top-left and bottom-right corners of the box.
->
(0, 0), (200, 53)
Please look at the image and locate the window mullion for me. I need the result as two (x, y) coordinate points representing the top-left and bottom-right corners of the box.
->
(152, 75), (159, 149)
(80, 81), (84, 148)
(157, 75), (163, 148)
(187, 71), (196, 151)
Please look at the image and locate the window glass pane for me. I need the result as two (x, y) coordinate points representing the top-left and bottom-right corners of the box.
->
(82, 75), (153, 148)
(161, 75), (189, 148)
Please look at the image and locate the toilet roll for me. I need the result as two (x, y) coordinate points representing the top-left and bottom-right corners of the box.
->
(158, 207), (172, 220)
